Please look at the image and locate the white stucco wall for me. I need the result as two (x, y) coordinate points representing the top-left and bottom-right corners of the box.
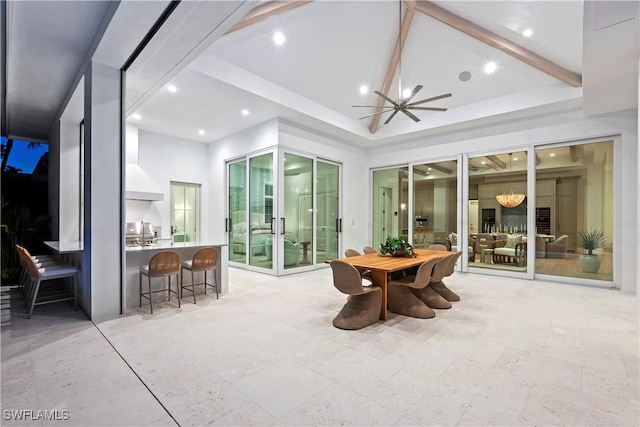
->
(135, 129), (211, 241)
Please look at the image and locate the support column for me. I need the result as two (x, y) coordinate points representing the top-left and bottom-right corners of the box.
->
(80, 61), (123, 321)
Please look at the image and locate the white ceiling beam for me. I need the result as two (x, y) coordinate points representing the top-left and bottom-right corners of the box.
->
(226, 1), (313, 35)
(370, 3), (416, 134)
(413, 1), (582, 88)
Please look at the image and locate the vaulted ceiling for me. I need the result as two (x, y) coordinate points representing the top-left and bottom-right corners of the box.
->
(3, 1), (638, 147)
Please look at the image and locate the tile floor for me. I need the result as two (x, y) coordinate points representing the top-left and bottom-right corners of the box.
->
(2, 268), (639, 426)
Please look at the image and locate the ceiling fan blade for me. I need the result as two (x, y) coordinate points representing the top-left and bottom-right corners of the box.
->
(403, 85), (423, 103)
(358, 108), (397, 120)
(374, 91), (400, 107)
(401, 109), (421, 122)
(351, 105), (392, 108)
(383, 109), (400, 125)
(405, 93), (452, 107)
(409, 107), (448, 111)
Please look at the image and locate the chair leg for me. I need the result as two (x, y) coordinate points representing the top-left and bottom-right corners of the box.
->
(139, 273), (142, 308)
(73, 273), (78, 311)
(180, 267), (184, 299)
(27, 278), (42, 319)
(148, 276), (153, 314)
(213, 269), (218, 299)
(175, 273), (180, 308)
(167, 276), (170, 301)
(191, 270), (196, 304)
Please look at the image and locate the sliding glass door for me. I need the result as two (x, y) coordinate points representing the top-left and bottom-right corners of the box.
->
(227, 150), (341, 276)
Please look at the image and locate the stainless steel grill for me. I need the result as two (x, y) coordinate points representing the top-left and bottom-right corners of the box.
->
(125, 222), (157, 246)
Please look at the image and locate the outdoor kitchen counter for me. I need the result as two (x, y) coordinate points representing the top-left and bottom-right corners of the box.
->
(125, 242), (228, 310)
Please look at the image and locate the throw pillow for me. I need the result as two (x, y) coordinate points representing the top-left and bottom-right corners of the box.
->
(449, 232), (458, 246)
(505, 234), (522, 249)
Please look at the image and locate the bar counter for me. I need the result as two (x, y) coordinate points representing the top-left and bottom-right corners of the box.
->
(125, 242), (229, 309)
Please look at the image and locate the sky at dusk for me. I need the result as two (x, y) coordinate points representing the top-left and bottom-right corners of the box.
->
(1, 137), (48, 173)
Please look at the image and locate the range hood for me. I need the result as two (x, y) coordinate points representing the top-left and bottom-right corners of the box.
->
(126, 124), (163, 201)
(126, 164), (164, 201)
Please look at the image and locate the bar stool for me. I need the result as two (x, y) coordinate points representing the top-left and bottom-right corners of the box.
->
(180, 247), (218, 304)
(140, 250), (181, 314)
(17, 246), (77, 319)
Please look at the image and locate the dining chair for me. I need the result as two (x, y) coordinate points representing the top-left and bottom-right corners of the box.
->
(180, 247), (218, 304)
(410, 255), (453, 309)
(140, 250), (181, 314)
(344, 248), (373, 283)
(430, 251), (463, 302)
(363, 246), (377, 254)
(426, 244), (448, 251)
(388, 257), (440, 319)
(330, 260), (382, 330)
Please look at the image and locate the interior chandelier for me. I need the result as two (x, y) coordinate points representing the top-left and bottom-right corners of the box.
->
(496, 153), (525, 208)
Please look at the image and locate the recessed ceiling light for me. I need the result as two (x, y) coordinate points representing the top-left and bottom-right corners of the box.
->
(273, 31), (285, 46)
(522, 28), (533, 37)
(167, 84), (177, 93)
(241, 109), (250, 116)
(427, 167), (432, 171)
(132, 114), (141, 120)
(359, 85), (369, 95)
(402, 88), (413, 99)
(198, 130), (205, 135)
(513, 157), (518, 161)
(550, 153), (556, 157)
(481, 161), (486, 165)
(484, 61), (497, 74)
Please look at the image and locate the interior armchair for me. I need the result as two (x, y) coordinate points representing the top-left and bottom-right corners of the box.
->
(283, 232), (300, 266)
(493, 235), (526, 266)
(545, 235), (568, 259)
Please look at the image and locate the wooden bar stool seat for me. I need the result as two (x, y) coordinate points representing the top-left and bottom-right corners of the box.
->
(140, 250), (181, 314)
(180, 247), (218, 304)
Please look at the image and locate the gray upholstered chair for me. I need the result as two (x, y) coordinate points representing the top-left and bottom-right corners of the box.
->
(430, 251), (463, 302)
(388, 257), (440, 319)
(411, 255), (453, 309)
(330, 260), (382, 330)
(545, 235), (568, 259)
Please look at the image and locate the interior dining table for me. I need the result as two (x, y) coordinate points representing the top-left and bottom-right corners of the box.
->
(335, 248), (449, 320)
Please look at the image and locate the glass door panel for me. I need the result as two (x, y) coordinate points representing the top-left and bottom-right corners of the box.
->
(468, 151), (528, 274)
(372, 167), (408, 249)
(535, 141), (613, 283)
(228, 160), (247, 264)
(281, 152), (313, 271)
(316, 160), (339, 263)
(170, 182), (200, 244)
(412, 160), (457, 253)
(249, 153), (275, 271)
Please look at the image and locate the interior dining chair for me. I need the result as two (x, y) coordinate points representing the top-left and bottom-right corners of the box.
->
(387, 257), (440, 319)
(140, 250), (181, 314)
(330, 260), (382, 330)
(180, 247), (219, 304)
(363, 246), (377, 254)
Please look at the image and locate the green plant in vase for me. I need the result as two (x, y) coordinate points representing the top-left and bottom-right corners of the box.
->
(379, 236), (415, 257)
(575, 228), (606, 273)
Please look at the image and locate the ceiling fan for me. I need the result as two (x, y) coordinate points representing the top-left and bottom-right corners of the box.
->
(352, 1), (451, 125)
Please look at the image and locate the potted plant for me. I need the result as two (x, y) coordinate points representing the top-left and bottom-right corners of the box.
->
(379, 236), (415, 257)
(575, 228), (606, 273)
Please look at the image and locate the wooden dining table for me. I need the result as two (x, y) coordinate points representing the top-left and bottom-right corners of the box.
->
(335, 249), (449, 320)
